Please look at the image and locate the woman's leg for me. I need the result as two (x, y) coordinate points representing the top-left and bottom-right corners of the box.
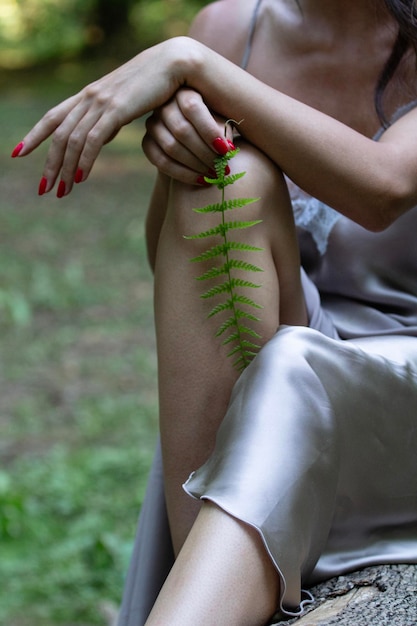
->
(152, 141), (307, 554)
(145, 501), (280, 626)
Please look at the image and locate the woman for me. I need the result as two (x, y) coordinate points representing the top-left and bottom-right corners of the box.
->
(12, 1), (417, 624)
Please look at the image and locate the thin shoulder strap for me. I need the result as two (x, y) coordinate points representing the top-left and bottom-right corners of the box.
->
(240, 0), (263, 70)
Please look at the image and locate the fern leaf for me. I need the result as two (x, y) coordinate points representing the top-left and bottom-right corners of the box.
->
(200, 282), (232, 299)
(219, 172), (246, 188)
(196, 262), (263, 282)
(232, 294), (264, 310)
(227, 259), (264, 273)
(193, 197), (260, 214)
(235, 325), (262, 339)
(225, 241), (263, 253)
(222, 220), (263, 234)
(222, 327), (262, 346)
(234, 309), (262, 323)
(229, 278), (262, 290)
(196, 265), (229, 281)
(215, 315), (239, 337)
(184, 224), (228, 240)
(207, 299), (235, 318)
(192, 201), (226, 214)
(223, 197), (260, 210)
(190, 245), (226, 262)
(189, 241), (263, 263)
(241, 339), (262, 349)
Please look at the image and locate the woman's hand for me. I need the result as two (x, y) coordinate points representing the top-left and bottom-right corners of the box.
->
(11, 37), (232, 197)
(142, 88), (235, 185)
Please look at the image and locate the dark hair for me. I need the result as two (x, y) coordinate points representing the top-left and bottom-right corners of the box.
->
(377, 0), (417, 125)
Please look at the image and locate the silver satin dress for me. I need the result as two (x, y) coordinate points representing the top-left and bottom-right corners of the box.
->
(117, 3), (417, 621)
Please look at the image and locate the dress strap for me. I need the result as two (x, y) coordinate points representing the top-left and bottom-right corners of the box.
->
(240, 0), (263, 69)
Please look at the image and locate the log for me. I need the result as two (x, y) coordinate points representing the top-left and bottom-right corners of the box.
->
(273, 565), (417, 626)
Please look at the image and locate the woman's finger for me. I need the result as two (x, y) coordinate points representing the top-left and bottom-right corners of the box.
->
(144, 114), (209, 173)
(175, 88), (234, 153)
(158, 94), (218, 167)
(142, 134), (208, 185)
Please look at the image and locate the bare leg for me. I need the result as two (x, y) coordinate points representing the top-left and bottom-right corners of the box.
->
(153, 141), (307, 553)
(145, 501), (280, 626)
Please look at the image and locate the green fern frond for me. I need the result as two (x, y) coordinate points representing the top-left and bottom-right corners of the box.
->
(222, 172), (246, 187)
(227, 340), (261, 359)
(193, 197), (259, 214)
(200, 282), (233, 299)
(226, 259), (264, 273)
(231, 294), (264, 309)
(196, 260), (263, 281)
(190, 241), (263, 263)
(185, 220), (262, 240)
(214, 311), (262, 338)
(222, 326), (262, 346)
(221, 220), (263, 233)
(230, 278), (261, 289)
(185, 141), (265, 371)
(200, 278), (261, 299)
(207, 299), (238, 318)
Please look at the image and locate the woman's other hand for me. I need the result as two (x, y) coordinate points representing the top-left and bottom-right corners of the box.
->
(142, 87), (235, 185)
(11, 38), (231, 197)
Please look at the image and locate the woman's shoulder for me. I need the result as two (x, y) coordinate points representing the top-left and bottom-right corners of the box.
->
(188, 0), (260, 64)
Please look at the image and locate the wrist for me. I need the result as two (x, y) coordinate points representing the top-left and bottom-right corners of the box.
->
(163, 36), (208, 87)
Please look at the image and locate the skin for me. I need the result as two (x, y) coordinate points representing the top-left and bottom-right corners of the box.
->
(13, 1), (417, 623)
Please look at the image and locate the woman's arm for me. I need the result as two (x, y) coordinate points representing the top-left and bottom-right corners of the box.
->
(14, 36), (417, 229)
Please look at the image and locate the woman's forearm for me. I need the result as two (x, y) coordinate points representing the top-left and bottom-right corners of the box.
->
(182, 38), (417, 229)
(15, 35), (417, 225)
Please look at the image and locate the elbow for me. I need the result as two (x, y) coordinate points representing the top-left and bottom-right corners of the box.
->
(357, 177), (415, 232)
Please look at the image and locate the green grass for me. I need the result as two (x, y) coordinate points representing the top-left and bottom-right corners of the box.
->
(0, 66), (158, 625)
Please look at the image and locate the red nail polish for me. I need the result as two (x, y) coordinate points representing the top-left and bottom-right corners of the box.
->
(11, 141), (24, 158)
(57, 180), (66, 198)
(196, 175), (210, 186)
(74, 168), (83, 183)
(227, 140), (236, 151)
(212, 137), (230, 155)
(38, 176), (48, 196)
(225, 165), (231, 175)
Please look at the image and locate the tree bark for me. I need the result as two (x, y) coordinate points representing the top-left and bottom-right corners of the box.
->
(273, 565), (417, 626)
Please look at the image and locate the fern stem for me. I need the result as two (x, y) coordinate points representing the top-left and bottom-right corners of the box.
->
(219, 175), (251, 370)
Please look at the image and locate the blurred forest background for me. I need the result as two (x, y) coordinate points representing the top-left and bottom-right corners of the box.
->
(0, 1), (206, 624)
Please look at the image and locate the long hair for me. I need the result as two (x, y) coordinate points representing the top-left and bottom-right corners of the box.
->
(377, 0), (417, 125)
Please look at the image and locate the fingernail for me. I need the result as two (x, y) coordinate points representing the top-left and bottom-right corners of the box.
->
(208, 166), (230, 178)
(212, 137), (230, 155)
(57, 180), (66, 198)
(11, 141), (24, 158)
(196, 175), (210, 186)
(227, 139), (236, 151)
(74, 168), (84, 183)
(38, 176), (48, 196)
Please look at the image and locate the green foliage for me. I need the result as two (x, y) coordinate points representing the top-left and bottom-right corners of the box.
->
(0, 0), (207, 69)
(186, 149), (263, 371)
(0, 0), (95, 68)
(0, 445), (151, 624)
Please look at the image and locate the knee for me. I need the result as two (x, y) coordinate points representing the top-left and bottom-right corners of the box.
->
(168, 140), (290, 243)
